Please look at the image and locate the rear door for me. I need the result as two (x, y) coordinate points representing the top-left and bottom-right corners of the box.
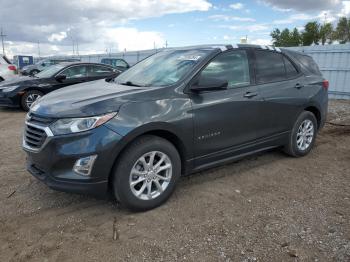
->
(253, 49), (306, 139)
(190, 49), (262, 166)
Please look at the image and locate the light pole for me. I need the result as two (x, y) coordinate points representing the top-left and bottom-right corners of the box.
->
(37, 41), (41, 58)
(0, 27), (6, 55)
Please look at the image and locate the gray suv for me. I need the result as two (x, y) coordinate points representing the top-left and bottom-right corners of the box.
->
(22, 44), (328, 211)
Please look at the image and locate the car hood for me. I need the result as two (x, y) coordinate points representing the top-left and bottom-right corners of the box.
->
(30, 79), (148, 118)
(0, 76), (46, 89)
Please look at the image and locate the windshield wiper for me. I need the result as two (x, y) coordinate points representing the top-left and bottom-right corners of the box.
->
(119, 81), (144, 87)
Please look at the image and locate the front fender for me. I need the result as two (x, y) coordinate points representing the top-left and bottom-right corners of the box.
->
(104, 99), (194, 161)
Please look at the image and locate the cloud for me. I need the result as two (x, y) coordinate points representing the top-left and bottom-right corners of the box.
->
(48, 32), (67, 42)
(0, 0), (211, 56)
(250, 38), (272, 45)
(220, 24), (269, 32)
(269, 1), (350, 26)
(209, 14), (255, 22)
(229, 3), (244, 10)
(273, 13), (314, 24)
(102, 27), (165, 51)
(261, 0), (341, 11)
(338, 0), (350, 16)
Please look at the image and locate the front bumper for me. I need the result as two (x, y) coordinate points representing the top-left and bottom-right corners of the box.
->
(0, 92), (20, 108)
(23, 125), (124, 197)
(27, 162), (109, 196)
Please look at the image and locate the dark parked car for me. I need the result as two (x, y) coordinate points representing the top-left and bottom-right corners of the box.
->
(0, 62), (118, 111)
(22, 44), (328, 211)
(101, 58), (130, 73)
(21, 58), (80, 76)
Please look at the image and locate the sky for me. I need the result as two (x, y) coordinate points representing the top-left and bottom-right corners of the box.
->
(0, 0), (350, 58)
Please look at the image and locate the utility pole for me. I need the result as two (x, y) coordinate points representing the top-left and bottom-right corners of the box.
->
(72, 39), (75, 56)
(0, 27), (6, 55)
(37, 41), (41, 58)
(76, 41), (79, 56)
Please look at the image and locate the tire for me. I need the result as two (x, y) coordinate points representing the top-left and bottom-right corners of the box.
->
(284, 111), (317, 157)
(112, 135), (181, 211)
(30, 70), (40, 76)
(21, 90), (43, 111)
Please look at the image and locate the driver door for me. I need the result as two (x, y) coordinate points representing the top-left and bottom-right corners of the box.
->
(190, 50), (262, 167)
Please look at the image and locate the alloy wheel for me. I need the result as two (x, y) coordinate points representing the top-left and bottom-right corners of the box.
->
(26, 93), (41, 109)
(296, 119), (314, 151)
(129, 151), (172, 200)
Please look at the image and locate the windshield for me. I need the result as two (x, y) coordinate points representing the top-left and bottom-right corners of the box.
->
(0, 56), (7, 64)
(115, 49), (211, 87)
(35, 59), (47, 65)
(35, 64), (65, 78)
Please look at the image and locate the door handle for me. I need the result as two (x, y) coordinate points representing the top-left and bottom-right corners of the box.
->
(295, 83), (304, 89)
(244, 92), (258, 98)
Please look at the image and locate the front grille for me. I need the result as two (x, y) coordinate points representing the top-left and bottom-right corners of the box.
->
(24, 113), (54, 150)
(24, 125), (47, 149)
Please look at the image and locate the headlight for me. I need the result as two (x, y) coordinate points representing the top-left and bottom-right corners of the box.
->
(50, 112), (117, 135)
(2, 86), (19, 92)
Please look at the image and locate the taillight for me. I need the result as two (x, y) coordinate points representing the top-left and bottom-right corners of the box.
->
(8, 65), (16, 71)
(322, 79), (329, 90)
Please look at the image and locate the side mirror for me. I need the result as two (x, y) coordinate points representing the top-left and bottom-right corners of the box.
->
(55, 74), (67, 82)
(41, 63), (46, 67)
(190, 76), (228, 92)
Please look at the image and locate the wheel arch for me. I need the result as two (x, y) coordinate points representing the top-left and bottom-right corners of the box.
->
(107, 125), (190, 189)
(304, 105), (321, 129)
(19, 88), (45, 110)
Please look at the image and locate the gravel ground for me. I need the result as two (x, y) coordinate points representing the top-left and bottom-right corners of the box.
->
(0, 100), (349, 262)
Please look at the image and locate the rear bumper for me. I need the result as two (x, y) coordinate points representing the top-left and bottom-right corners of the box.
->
(319, 90), (328, 130)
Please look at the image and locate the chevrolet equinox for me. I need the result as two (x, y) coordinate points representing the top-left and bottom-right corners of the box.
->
(23, 44), (328, 211)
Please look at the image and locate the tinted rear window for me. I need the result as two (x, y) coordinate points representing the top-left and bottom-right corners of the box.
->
(292, 53), (321, 76)
(255, 50), (286, 83)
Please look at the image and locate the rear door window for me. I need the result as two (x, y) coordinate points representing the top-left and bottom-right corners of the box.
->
(255, 50), (286, 84)
(60, 65), (88, 79)
(115, 59), (128, 68)
(200, 50), (251, 88)
(88, 65), (113, 77)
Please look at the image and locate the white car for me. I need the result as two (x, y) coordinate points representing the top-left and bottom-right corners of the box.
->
(0, 56), (17, 82)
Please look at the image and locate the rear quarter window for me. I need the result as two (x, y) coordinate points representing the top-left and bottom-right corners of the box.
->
(293, 54), (321, 76)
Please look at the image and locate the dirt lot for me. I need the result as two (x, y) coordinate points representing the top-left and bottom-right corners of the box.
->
(0, 100), (349, 262)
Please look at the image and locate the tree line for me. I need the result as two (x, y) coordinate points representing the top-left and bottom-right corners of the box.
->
(271, 17), (350, 47)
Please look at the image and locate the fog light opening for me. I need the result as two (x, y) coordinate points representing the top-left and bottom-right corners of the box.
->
(73, 155), (97, 176)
